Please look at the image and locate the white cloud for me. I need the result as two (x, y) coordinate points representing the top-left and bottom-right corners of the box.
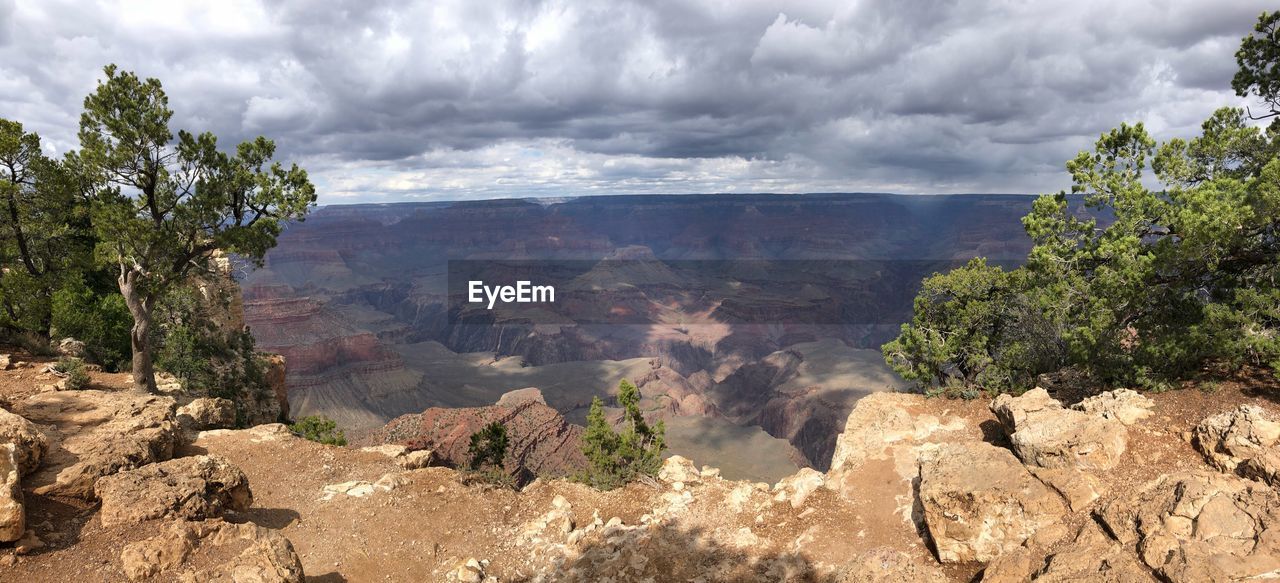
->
(0, 0), (1272, 202)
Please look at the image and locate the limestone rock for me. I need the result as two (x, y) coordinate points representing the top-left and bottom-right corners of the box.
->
(122, 519), (303, 582)
(1033, 523), (1153, 582)
(918, 441), (1067, 563)
(991, 388), (1127, 471)
(397, 449), (435, 470)
(1028, 466), (1104, 512)
(1192, 405), (1280, 485)
(0, 354), (10, 370)
(836, 547), (948, 582)
(21, 390), (179, 499)
(0, 407), (48, 475)
(177, 397), (237, 430)
(658, 455), (701, 485)
(95, 454), (252, 527)
(55, 338), (86, 358)
(828, 392), (966, 472)
(772, 468), (824, 509)
(1097, 470), (1280, 582)
(1072, 389), (1154, 426)
(0, 444), (24, 542)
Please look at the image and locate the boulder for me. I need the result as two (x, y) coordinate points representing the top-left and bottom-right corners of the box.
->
(0, 407), (48, 475)
(1192, 405), (1280, 485)
(658, 455), (701, 485)
(95, 455), (252, 527)
(177, 397), (237, 430)
(1071, 389), (1154, 426)
(991, 388), (1127, 471)
(20, 390), (179, 499)
(0, 354), (10, 370)
(772, 468), (825, 509)
(398, 449), (436, 470)
(918, 441), (1066, 563)
(1097, 470), (1280, 582)
(121, 519), (303, 582)
(55, 338), (87, 358)
(0, 444), (24, 542)
(828, 392), (966, 472)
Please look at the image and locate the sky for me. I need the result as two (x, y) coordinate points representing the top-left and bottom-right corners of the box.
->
(0, 0), (1273, 203)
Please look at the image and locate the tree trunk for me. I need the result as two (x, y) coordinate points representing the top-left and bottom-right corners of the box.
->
(119, 269), (157, 392)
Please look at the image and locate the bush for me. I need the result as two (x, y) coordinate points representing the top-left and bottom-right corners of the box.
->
(289, 415), (347, 446)
(575, 379), (667, 490)
(51, 280), (132, 371)
(467, 421), (508, 470)
(153, 285), (270, 424)
(54, 357), (91, 390)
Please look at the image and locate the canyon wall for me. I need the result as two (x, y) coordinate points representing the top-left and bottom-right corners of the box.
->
(244, 193), (1046, 475)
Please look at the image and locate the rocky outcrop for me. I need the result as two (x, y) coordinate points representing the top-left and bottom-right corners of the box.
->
(0, 444), (23, 543)
(121, 519), (304, 582)
(1192, 404), (1280, 485)
(94, 455), (252, 527)
(918, 441), (1066, 563)
(1097, 470), (1280, 582)
(1071, 389), (1154, 426)
(1043, 525), (1153, 582)
(0, 407), (47, 476)
(19, 390), (179, 499)
(362, 388), (586, 482)
(177, 397), (237, 430)
(991, 388), (1127, 471)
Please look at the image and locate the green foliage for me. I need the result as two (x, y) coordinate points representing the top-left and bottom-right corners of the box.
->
(77, 64), (315, 390)
(54, 357), (91, 390)
(153, 285), (268, 413)
(575, 379), (667, 490)
(0, 119), (98, 339)
(289, 415), (347, 446)
(1233, 11), (1280, 121)
(467, 421), (509, 470)
(882, 258), (1062, 396)
(886, 13), (1280, 394)
(51, 279), (131, 371)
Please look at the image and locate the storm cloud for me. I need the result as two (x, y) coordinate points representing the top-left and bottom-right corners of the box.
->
(0, 0), (1271, 202)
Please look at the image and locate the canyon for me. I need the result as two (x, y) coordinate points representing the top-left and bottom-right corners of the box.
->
(243, 193), (1042, 479)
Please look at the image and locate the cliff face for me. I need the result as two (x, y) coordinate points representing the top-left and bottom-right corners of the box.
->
(359, 388), (586, 483)
(243, 193), (1043, 472)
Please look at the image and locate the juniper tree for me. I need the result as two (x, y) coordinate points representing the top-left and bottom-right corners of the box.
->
(884, 11), (1280, 393)
(77, 65), (315, 391)
(578, 379), (666, 489)
(467, 422), (509, 470)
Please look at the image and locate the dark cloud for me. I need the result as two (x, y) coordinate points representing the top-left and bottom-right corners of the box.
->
(0, 0), (1271, 202)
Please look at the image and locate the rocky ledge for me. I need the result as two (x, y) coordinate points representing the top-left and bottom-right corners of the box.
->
(1, 357), (1279, 582)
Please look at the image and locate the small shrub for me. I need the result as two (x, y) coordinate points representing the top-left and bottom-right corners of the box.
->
(289, 415), (347, 446)
(54, 357), (91, 390)
(467, 422), (509, 470)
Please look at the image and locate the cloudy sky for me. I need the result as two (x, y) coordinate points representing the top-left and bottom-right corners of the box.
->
(0, 0), (1272, 203)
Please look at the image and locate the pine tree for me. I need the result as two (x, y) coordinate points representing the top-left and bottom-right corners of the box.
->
(467, 421), (509, 470)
